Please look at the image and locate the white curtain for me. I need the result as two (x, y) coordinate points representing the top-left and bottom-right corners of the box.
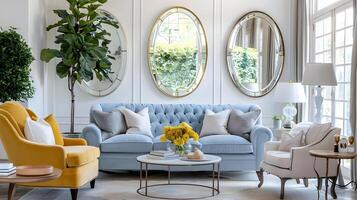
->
(349, 0), (357, 186)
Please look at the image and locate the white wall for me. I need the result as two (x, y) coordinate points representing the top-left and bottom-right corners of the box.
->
(28, 0), (47, 117)
(0, 0), (46, 159)
(42, 0), (294, 131)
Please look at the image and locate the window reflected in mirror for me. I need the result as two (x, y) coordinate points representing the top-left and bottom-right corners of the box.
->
(227, 11), (284, 97)
(148, 7), (207, 97)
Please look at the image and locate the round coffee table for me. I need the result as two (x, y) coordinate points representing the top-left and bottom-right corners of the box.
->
(0, 168), (62, 200)
(309, 150), (357, 200)
(136, 154), (221, 200)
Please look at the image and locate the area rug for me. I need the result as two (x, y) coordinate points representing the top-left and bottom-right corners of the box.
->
(18, 171), (357, 200)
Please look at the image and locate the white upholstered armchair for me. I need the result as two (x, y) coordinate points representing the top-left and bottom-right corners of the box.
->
(257, 126), (341, 199)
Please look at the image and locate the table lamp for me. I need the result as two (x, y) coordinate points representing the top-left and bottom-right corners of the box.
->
(302, 63), (337, 123)
(273, 82), (306, 128)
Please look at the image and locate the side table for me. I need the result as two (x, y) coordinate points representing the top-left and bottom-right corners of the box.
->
(0, 168), (62, 200)
(309, 150), (357, 200)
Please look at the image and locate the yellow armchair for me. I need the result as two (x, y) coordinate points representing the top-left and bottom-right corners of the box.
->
(0, 102), (99, 200)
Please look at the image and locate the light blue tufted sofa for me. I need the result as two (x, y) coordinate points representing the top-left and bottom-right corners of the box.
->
(82, 103), (272, 172)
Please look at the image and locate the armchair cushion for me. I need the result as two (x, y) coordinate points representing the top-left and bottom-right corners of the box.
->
(278, 131), (304, 151)
(64, 146), (100, 167)
(199, 135), (252, 154)
(305, 122), (331, 144)
(264, 150), (291, 169)
(24, 117), (55, 145)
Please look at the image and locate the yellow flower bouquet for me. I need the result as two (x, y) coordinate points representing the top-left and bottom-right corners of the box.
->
(160, 122), (200, 155)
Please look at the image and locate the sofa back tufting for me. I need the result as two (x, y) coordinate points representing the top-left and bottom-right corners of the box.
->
(90, 103), (262, 137)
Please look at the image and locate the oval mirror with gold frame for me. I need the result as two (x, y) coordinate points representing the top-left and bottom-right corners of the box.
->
(148, 7), (207, 97)
(227, 11), (284, 97)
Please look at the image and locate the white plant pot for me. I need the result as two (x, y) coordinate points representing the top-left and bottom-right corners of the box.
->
(273, 120), (282, 129)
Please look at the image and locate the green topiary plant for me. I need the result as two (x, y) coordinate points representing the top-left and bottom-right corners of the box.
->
(41, 0), (118, 133)
(0, 28), (34, 103)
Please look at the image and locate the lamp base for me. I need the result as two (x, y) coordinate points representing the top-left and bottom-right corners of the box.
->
(283, 120), (296, 129)
(282, 103), (297, 129)
(314, 86), (323, 123)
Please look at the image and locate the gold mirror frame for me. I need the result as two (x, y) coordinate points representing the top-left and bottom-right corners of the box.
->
(226, 11), (285, 97)
(148, 7), (208, 97)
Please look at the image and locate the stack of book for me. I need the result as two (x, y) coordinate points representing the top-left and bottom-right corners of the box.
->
(0, 163), (16, 176)
(148, 151), (178, 160)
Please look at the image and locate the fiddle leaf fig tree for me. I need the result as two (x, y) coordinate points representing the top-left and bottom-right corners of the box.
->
(41, 0), (118, 133)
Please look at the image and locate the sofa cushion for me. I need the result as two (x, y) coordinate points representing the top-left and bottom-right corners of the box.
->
(100, 134), (153, 153)
(153, 135), (202, 150)
(199, 135), (253, 154)
(228, 109), (261, 139)
(92, 108), (126, 135)
(200, 109), (231, 137)
(121, 107), (153, 138)
(264, 150), (291, 169)
(64, 146), (100, 167)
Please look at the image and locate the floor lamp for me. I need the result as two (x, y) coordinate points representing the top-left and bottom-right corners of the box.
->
(302, 63), (337, 123)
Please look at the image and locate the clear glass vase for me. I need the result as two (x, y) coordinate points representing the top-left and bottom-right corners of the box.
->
(167, 143), (192, 156)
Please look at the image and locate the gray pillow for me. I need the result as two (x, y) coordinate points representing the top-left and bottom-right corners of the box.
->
(92, 108), (126, 135)
(227, 109), (261, 138)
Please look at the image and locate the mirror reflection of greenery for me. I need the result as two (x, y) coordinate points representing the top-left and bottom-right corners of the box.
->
(232, 46), (258, 83)
(151, 44), (198, 92)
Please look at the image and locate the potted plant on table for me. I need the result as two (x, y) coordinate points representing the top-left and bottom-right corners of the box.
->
(0, 28), (34, 103)
(41, 0), (118, 134)
(160, 122), (200, 156)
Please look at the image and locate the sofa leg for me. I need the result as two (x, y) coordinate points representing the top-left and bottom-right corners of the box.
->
(303, 178), (308, 187)
(280, 178), (288, 199)
(90, 179), (96, 189)
(256, 169), (264, 188)
(70, 189), (78, 200)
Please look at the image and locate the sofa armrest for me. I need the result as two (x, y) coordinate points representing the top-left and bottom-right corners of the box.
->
(251, 125), (273, 154)
(250, 125), (273, 170)
(82, 123), (102, 147)
(264, 141), (281, 151)
(63, 137), (87, 146)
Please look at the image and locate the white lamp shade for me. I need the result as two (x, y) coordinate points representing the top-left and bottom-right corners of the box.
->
(274, 82), (306, 103)
(302, 63), (337, 86)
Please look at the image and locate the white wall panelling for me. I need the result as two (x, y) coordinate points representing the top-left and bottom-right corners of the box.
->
(41, 0), (294, 132)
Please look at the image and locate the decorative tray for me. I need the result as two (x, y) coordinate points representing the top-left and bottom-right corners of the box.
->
(16, 165), (54, 176)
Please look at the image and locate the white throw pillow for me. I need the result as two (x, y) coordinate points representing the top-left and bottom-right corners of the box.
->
(120, 107), (153, 138)
(279, 131), (304, 151)
(289, 121), (314, 145)
(200, 109), (231, 137)
(24, 117), (55, 145)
